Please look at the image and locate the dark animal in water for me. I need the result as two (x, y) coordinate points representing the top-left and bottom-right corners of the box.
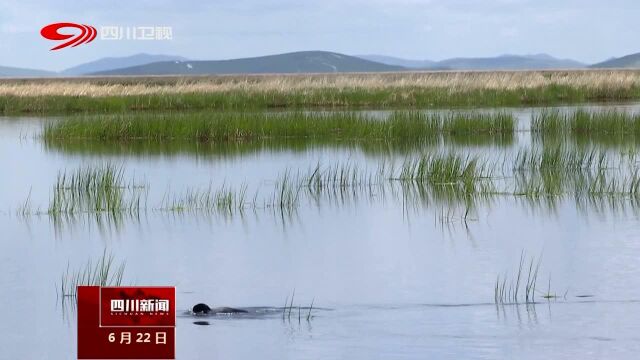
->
(192, 303), (248, 315)
(192, 303), (211, 314)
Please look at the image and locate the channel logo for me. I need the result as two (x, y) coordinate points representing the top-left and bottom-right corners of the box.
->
(40, 22), (97, 51)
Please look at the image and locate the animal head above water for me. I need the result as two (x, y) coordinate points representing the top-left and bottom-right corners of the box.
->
(192, 303), (211, 314)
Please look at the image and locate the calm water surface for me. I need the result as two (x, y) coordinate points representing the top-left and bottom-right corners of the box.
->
(1, 104), (640, 359)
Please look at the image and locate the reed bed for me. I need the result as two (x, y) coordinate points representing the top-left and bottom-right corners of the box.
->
(3, 70), (640, 113)
(42, 111), (515, 143)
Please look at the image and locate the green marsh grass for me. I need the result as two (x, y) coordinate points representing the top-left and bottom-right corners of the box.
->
(43, 112), (434, 142)
(42, 111), (515, 143)
(570, 110), (640, 135)
(43, 137), (440, 160)
(531, 109), (564, 135)
(532, 109), (640, 145)
(441, 112), (514, 135)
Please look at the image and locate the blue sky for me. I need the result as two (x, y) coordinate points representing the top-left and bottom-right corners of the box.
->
(0, 0), (638, 71)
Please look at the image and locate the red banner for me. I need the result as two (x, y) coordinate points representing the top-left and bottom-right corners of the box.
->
(78, 286), (176, 359)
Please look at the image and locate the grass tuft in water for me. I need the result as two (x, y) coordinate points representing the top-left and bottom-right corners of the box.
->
(158, 184), (250, 216)
(47, 163), (146, 216)
(58, 250), (126, 298)
(494, 252), (541, 304)
(271, 171), (301, 213)
(441, 112), (514, 136)
(16, 189), (36, 217)
(514, 145), (607, 172)
(394, 153), (490, 193)
(532, 109), (640, 141)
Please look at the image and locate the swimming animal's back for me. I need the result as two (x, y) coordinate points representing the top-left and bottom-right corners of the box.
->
(211, 307), (248, 314)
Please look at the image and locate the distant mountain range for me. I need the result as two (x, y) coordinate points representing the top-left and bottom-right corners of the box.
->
(61, 53), (188, 75)
(355, 55), (437, 69)
(2, 51), (640, 78)
(436, 54), (585, 70)
(0, 53), (187, 78)
(590, 53), (640, 68)
(358, 53), (585, 70)
(91, 51), (403, 76)
(0, 65), (56, 77)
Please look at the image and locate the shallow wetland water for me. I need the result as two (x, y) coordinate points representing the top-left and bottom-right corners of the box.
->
(2, 103), (640, 359)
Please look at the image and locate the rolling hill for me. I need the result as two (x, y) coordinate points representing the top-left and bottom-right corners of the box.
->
(436, 54), (585, 70)
(357, 54), (585, 70)
(0, 65), (56, 78)
(355, 54), (436, 69)
(4, 51), (640, 78)
(62, 53), (188, 75)
(590, 53), (640, 68)
(90, 51), (405, 75)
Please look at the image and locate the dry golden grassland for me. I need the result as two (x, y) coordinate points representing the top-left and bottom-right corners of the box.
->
(1, 70), (639, 113)
(2, 70), (640, 96)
